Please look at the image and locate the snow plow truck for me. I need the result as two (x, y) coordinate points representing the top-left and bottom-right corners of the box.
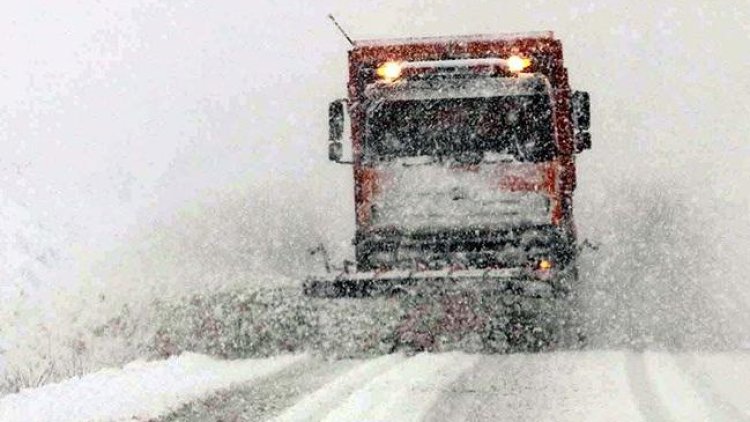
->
(305, 32), (590, 346)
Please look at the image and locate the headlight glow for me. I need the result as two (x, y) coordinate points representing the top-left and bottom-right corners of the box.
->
(506, 55), (532, 73)
(376, 61), (403, 81)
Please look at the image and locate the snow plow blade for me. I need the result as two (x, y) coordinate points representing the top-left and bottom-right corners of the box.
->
(303, 268), (559, 298)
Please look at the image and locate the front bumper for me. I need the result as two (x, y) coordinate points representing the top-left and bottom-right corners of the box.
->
(303, 267), (567, 298)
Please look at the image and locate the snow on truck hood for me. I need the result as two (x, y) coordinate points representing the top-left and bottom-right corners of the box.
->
(368, 156), (553, 231)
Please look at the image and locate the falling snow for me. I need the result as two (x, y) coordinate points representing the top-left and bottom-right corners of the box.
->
(0, 1), (748, 421)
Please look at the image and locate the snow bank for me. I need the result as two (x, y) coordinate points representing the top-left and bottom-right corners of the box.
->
(0, 352), (305, 422)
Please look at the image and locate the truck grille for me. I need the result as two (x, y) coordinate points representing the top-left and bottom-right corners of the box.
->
(355, 225), (574, 271)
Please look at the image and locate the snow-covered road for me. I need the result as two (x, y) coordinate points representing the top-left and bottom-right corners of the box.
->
(2, 350), (749, 422)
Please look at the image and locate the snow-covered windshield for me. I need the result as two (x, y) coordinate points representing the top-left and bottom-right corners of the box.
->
(363, 94), (555, 164)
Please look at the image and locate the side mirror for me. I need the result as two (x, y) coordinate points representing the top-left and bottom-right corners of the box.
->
(328, 141), (343, 162)
(574, 132), (591, 153)
(329, 100), (344, 143)
(571, 91), (591, 153)
(571, 91), (590, 132)
(328, 100), (347, 163)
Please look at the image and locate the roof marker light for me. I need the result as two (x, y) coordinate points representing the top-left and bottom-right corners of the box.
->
(376, 61), (403, 81)
(506, 55), (532, 72)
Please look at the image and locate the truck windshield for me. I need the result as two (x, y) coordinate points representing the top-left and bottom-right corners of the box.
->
(364, 94), (555, 163)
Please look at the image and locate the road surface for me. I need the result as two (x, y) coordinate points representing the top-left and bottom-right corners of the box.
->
(3, 350), (749, 421)
(158, 351), (750, 422)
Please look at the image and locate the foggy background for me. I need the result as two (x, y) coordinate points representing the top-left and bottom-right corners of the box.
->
(1, 0), (749, 370)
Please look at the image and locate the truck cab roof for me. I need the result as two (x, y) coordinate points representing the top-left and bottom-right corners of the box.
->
(354, 31), (556, 48)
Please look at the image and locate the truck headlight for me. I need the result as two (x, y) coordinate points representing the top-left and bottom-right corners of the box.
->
(376, 61), (403, 82)
(506, 55), (531, 73)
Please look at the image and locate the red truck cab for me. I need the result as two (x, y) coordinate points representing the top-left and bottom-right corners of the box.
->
(321, 32), (590, 296)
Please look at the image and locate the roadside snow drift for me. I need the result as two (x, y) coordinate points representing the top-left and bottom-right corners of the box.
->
(0, 353), (304, 422)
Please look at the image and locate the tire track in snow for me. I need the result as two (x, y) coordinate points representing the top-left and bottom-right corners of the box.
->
(158, 357), (357, 422)
(641, 352), (735, 421)
(427, 351), (643, 421)
(423, 354), (524, 422)
(672, 354), (750, 421)
(624, 351), (676, 422)
(718, 283), (750, 347)
(688, 352), (750, 416)
(319, 352), (480, 422)
(422, 357), (484, 422)
(271, 353), (407, 422)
